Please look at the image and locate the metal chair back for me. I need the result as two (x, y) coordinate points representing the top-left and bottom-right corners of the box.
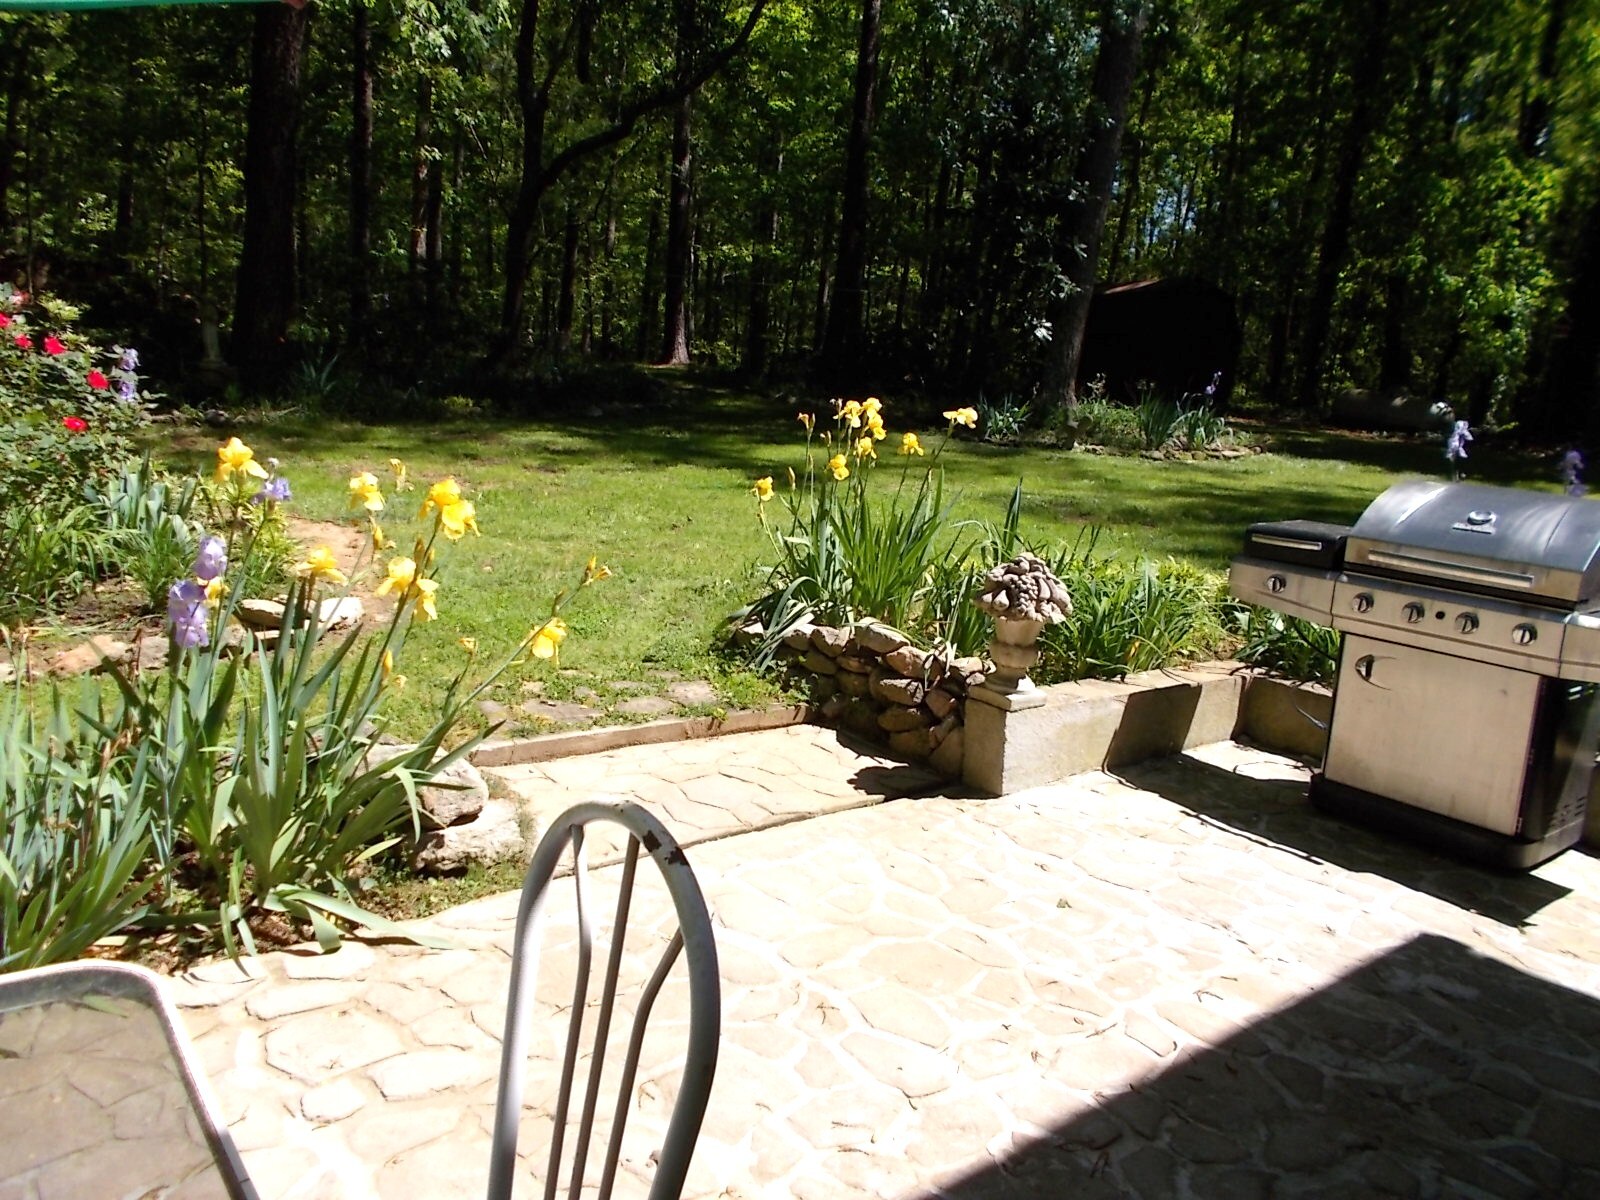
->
(486, 801), (720, 1200)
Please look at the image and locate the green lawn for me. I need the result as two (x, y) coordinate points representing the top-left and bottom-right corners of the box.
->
(150, 383), (1560, 740)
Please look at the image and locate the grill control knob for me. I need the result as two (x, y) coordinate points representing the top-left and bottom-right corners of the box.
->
(1403, 602), (1426, 624)
(1267, 574), (1287, 594)
(1353, 592), (1375, 614)
(1512, 623), (1538, 646)
(1455, 612), (1480, 634)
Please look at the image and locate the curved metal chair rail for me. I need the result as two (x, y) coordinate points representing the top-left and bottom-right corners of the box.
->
(486, 801), (721, 1200)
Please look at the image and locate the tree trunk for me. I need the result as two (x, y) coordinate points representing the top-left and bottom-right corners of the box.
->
(637, 205), (660, 360)
(1040, 1), (1151, 416)
(233, 0), (309, 384)
(743, 149), (780, 378)
(349, 0), (373, 343)
(424, 132), (444, 324)
(556, 202), (580, 354)
(1293, 0), (1392, 411)
(658, 94), (694, 364)
(409, 74), (433, 301)
(819, 0), (882, 376)
(1519, 0), (1568, 158)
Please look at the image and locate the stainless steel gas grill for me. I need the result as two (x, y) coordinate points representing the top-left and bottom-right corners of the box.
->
(1231, 480), (1600, 869)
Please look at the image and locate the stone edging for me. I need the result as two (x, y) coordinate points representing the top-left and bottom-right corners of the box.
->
(468, 704), (811, 768)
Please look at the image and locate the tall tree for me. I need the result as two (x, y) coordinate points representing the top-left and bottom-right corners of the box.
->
(1040, 0), (1151, 418)
(349, 0), (374, 345)
(658, 93), (695, 364)
(233, 0), (310, 381)
(818, 0), (880, 375)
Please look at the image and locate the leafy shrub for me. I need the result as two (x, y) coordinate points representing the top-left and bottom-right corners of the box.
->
(1133, 384), (1186, 451)
(1174, 405), (1231, 451)
(1230, 605), (1339, 684)
(1036, 551), (1227, 682)
(1074, 395), (1143, 451)
(0, 679), (154, 971)
(0, 287), (151, 621)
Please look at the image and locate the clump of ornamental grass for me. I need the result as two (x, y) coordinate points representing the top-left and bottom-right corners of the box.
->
(737, 398), (980, 665)
(0, 435), (607, 967)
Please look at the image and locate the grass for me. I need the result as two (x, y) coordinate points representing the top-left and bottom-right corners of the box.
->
(121, 384), (1560, 741)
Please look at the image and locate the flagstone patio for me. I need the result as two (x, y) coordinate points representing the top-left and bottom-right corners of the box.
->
(160, 727), (1600, 1199)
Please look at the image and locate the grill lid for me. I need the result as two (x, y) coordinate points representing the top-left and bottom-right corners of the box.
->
(1344, 481), (1600, 607)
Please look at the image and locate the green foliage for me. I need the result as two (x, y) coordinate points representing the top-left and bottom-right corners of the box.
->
(1230, 605), (1340, 685)
(976, 394), (1032, 443)
(1134, 386), (1186, 451)
(744, 401), (972, 661)
(87, 456), (203, 610)
(0, 678), (154, 972)
(1074, 394), (1144, 451)
(1035, 551), (1228, 683)
(0, 501), (113, 620)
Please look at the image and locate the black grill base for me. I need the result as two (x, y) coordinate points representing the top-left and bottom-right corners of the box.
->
(1309, 776), (1585, 871)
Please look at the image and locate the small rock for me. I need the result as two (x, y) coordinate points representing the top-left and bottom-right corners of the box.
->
(801, 650), (839, 676)
(930, 727), (965, 777)
(573, 686), (600, 702)
(136, 635), (171, 672)
(780, 624), (816, 651)
(413, 798), (527, 874)
(836, 654), (875, 675)
(809, 626), (851, 657)
(836, 669), (870, 698)
(872, 675), (926, 706)
(810, 676), (839, 703)
(929, 713), (960, 747)
(363, 745), (488, 828)
(841, 699), (883, 739)
(884, 645), (930, 677)
(732, 620), (765, 648)
(952, 656), (984, 677)
(888, 728), (936, 759)
(476, 700), (509, 721)
(236, 599), (286, 630)
(878, 705), (933, 733)
(48, 636), (132, 677)
(520, 699), (601, 725)
(521, 680), (546, 694)
(852, 621), (910, 656)
(819, 696), (847, 721)
(318, 596), (364, 633)
(666, 680), (719, 706)
(925, 687), (958, 718)
(616, 696), (675, 717)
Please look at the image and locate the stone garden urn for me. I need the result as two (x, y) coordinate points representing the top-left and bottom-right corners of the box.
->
(972, 553), (1072, 697)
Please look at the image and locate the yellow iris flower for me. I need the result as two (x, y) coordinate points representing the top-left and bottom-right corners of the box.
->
(420, 478), (462, 520)
(348, 471), (385, 513)
(900, 432), (925, 456)
(381, 649), (395, 678)
(863, 396), (882, 417)
(389, 458), (411, 490)
(459, 637), (478, 655)
(855, 435), (877, 460)
(370, 519), (393, 552)
(215, 437), (268, 483)
(828, 453), (850, 480)
(584, 556), (613, 584)
(439, 499), (479, 541)
(866, 414), (886, 440)
(835, 398), (863, 427)
(798, 412), (815, 434)
(751, 476), (774, 501)
(375, 556), (418, 597)
(204, 577), (229, 607)
(413, 578), (440, 621)
(294, 546), (348, 586)
(943, 406), (979, 428)
(527, 617), (569, 659)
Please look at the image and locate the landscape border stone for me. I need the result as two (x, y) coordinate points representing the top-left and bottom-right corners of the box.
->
(469, 704), (811, 768)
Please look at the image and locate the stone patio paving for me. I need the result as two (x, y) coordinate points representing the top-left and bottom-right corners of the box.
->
(157, 727), (1600, 1199)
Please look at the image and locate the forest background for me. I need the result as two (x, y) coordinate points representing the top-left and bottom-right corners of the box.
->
(2, 0), (1597, 441)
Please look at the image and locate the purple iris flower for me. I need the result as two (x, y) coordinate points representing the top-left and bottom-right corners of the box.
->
(1444, 420), (1472, 463)
(119, 347), (139, 371)
(167, 579), (209, 649)
(253, 475), (292, 505)
(193, 535), (227, 582)
(115, 376), (137, 403)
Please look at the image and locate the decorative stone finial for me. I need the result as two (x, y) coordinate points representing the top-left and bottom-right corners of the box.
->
(972, 553), (1072, 624)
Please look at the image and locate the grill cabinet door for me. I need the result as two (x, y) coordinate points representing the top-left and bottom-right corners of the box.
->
(1323, 636), (1538, 835)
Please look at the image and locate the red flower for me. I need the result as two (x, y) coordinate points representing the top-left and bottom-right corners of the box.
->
(63, 416), (88, 434)
(87, 369), (109, 390)
(0, 313), (9, 328)
(13, 334), (30, 351)
(43, 335), (66, 356)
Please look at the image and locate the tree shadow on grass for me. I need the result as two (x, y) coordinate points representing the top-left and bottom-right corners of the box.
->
(926, 933), (1600, 1198)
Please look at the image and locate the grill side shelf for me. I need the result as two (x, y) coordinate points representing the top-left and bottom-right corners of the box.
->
(1229, 556), (1338, 625)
